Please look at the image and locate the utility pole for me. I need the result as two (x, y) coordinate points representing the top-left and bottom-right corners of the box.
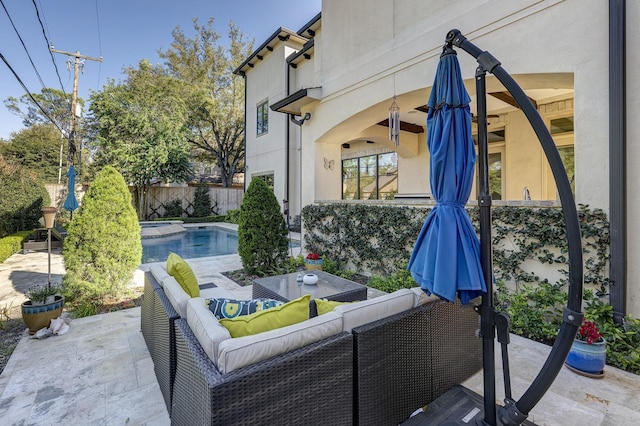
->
(49, 48), (102, 179)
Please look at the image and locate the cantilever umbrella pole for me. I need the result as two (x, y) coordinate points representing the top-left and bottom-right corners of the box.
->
(445, 29), (585, 425)
(475, 65), (497, 426)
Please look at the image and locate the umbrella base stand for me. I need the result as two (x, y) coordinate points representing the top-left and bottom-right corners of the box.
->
(401, 385), (537, 426)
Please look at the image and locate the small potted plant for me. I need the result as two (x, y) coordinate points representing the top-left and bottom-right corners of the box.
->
(21, 283), (65, 334)
(305, 252), (323, 271)
(565, 318), (606, 377)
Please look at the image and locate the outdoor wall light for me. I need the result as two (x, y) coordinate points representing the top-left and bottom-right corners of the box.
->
(42, 207), (57, 229)
(41, 207), (57, 286)
(342, 143), (350, 149)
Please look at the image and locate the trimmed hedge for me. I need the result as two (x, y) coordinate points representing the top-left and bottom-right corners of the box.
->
(155, 216), (227, 223)
(0, 158), (50, 238)
(0, 231), (32, 263)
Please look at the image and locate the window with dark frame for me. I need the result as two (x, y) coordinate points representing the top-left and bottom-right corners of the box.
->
(257, 101), (269, 136)
(342, 152), (398, 200)
(253, 173), (274, 190)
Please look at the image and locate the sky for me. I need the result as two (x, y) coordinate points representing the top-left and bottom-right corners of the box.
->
(0, 0), (321, 140)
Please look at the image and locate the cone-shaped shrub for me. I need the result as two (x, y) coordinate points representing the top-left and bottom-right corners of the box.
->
(238, 177), (288, 275)
(63, 166), (141, 302)
(191, 184), (212, 217)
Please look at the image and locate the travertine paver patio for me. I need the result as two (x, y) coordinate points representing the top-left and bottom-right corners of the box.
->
(1, 251), (639, 425)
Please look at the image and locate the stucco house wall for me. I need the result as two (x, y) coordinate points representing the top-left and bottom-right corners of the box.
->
(238, 0), (639, 316)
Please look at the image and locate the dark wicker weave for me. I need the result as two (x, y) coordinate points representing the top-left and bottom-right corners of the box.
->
(141, 273), (161, 359)
(352, 299), (482, 426)
(171, 318), (354, 426)
(142, 271), (180, 415)
(153, 288), (180, 415)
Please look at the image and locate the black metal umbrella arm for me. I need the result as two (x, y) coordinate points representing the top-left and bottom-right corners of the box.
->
(444, 30), (585, 426)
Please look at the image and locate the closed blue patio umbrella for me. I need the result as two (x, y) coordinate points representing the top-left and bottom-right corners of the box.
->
(63, 165), (79, 212)
(407, 48), (486, 304)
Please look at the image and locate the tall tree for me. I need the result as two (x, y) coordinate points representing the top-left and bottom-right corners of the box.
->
(0, 124), (64, 182)
(159, 18), (253, 187)
(4, 88), (85, 174)
(87, 60), (193, 219)
(4, 88), (78, 132)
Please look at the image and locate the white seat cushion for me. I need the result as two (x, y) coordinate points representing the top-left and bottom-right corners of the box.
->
(334, 288), (415, 332)
(186, 298), (232, 362)
(217, 312), (342, 374)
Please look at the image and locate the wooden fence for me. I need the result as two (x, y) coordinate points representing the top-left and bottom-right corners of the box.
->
(145, 186), (243, 218)
(45, 184), (243, 219)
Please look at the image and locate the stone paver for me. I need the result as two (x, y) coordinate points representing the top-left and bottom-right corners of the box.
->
(1, 250), (640, 425)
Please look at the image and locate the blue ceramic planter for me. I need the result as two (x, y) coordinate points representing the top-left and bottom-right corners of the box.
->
(565, 338), (606, 374)
(305, 258), (323, 271)
(21, 295), (64, 334)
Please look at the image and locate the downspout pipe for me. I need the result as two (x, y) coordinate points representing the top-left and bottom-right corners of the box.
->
(447, 29), (584, 425)
(609, 0), (626, 323)
(285, 61), (291, 224)
(240, 71), (248, 192)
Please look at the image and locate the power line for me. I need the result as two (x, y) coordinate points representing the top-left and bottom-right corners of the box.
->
(0, 0), (47, 90)
(36, 0), (51, 39)
(30, 0), (66, 94)
(94, 0), (103, 90)
(0, 51), (64, 134)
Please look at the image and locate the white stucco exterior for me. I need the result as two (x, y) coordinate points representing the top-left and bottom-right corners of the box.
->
(235, 0), (639, 317)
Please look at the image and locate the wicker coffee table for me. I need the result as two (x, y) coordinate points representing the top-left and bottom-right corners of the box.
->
(252, 270), (368, 304)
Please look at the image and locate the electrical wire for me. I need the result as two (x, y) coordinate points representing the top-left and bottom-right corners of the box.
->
(30, 0), (66, 94)
(94, 0), (103, 89)
(0, 51), (64, 134)
(0, 0), (47, 90)
(36, 0), (51, 38)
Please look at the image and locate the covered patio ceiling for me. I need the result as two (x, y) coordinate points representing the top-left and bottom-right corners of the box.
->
(318, 73), (573, 151)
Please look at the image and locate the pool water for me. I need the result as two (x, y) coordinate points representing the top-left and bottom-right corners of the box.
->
(142, 227), (238, 263)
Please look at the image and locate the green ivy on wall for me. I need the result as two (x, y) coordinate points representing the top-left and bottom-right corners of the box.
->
(302, 203), (609, 295)
(302, 203), (429, 274)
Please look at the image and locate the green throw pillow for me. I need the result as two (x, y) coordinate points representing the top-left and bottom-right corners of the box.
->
(219, 294), (311, 337)
(315, 299), (353, 315)
(166, 252), (200, 298)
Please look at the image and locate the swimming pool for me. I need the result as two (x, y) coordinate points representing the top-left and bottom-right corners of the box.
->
(141, 227), (238, 263)
(141, 226), (300, 263)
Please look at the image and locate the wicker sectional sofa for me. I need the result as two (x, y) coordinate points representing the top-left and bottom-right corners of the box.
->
(141, 265), (482, 426)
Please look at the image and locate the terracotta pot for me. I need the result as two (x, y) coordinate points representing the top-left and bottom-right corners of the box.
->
(21, 295), (64, 335)
(565, 338), (606, 374)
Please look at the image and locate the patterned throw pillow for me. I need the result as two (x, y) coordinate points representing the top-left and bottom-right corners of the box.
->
(208, 298), (285, 319)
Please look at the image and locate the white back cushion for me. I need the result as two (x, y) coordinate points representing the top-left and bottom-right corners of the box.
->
(162, 276), (190, 317)
(335, 288), (415, 332)
(186, 298), (231, 362)
(410, 287), (439, 306)
(149, 264), (170, 286)
(217, 311), (342, 374)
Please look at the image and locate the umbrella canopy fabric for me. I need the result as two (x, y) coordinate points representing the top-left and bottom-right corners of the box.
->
(407, 51), (486, 304)
(63, 165), (79, 211)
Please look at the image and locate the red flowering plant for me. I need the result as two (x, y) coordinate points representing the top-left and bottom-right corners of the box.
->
(576, 318), (604, 344)
(306, 252), (322, 261)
